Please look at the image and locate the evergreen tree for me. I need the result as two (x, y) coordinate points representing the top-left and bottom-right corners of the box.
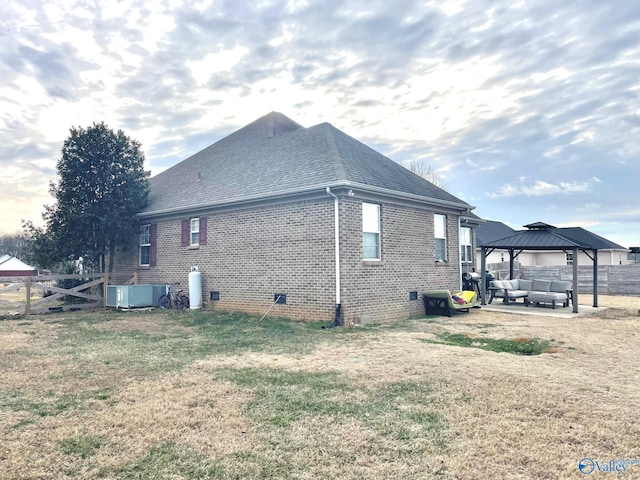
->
(27, 122), (149, 272)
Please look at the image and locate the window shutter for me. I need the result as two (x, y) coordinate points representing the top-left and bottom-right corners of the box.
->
(199, 217), (207, 245)
(181, 219), (190, 246)
(149, 223), (157, 267)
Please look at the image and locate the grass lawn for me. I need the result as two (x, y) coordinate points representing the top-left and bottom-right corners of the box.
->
(1, 295), (639, 479)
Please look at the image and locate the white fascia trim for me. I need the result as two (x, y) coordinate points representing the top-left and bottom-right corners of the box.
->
(138, 181), (474, 220)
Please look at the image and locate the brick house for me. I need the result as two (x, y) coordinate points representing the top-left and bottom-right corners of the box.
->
(116, 112), (480, 324)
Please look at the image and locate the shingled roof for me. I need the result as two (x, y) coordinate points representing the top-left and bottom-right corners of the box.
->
(141, 112), (471, 217)
(475, 220), (516, 246)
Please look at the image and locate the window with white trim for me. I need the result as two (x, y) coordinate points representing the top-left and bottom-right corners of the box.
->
(190, 218), (200, 246)
(460, 226), (473, 263)
(139, 224), (150, 266)
(434, 214), (447, 261)
(362, 203), (381, 260)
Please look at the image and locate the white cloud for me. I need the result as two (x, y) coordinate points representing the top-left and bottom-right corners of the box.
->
(488, 184), (520, 198)
(1, 0), (639, 237)
(438, 0), (464, 16)
(488, 179), (595, 198)
(187, 46), (249, 85)
(557, 220), (599, 228)
(576, 202), (601, 211)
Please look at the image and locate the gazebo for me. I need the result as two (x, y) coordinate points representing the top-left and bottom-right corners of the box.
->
(478, 222), (621, 313)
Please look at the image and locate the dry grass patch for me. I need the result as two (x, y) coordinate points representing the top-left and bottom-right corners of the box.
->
(1, 296), (639, 479)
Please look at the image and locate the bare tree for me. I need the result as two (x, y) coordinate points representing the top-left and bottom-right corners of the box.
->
(408, 160), (446, 189)
(0, 232), (28, 258)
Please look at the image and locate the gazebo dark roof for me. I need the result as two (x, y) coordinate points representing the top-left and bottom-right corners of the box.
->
(478, 222), (626, 313)
(479, 222), (626, 251)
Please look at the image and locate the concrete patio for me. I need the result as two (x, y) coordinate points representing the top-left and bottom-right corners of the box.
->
(478, 301), (605, 318)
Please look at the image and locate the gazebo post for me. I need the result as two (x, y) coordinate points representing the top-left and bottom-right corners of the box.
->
(509, 249), (515, 279)
(480, 247), (487, 305)
(572, 247), (579, 313)
(593, 248), (598, 308)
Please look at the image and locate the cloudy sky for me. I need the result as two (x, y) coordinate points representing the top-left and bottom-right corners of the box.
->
(1, 0), (639, 247)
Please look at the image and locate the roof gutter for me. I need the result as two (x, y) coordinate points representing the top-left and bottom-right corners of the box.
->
(334, 181), (474, 211)
(137, 185), (325, 219)
(138, 181), (474, 220)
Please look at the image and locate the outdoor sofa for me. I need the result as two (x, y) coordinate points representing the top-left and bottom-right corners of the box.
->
(423, 290), (478, 317)
(488, 279), (573, 309)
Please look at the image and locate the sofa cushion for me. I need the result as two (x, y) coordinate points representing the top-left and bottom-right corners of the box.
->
(528, 291), (567, 302)
(491, 280), (506, 289)
(531, 279), (552, 292)
(550, 280), (572, 292)
(508, 279), (520, 289)
(518, 279), (533, 291)
(503, 289), (529, 298)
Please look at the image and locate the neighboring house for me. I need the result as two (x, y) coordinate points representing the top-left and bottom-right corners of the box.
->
(115, 112), (481, 324)
(0, 254), (36, 277)
(475, 220), (516, 267)
(476, 220), (629, 267)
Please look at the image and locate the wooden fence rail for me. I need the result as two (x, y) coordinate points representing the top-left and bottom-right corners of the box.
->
(0, 272), (138, 316)
(520, 265), (640, 296)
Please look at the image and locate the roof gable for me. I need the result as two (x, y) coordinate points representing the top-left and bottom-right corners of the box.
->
(142, 112), (470, 217)
(0, 255), (36, 271)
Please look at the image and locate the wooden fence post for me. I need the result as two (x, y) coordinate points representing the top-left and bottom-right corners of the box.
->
(103, 272), (109, 308)
(25, 276), (32, 316)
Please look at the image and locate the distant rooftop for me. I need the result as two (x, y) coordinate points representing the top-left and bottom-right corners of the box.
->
(0, 254), (36, 271)
(476, 220), (516, 246)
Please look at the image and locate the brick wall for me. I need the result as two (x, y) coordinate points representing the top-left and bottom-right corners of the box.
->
(115, 195), (462, 323)
(124, 198), (337, 322)
(338, 197), (461, 324)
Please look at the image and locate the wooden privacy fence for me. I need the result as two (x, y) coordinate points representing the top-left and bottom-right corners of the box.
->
(0, 272), (138, 316)
(520, 264), (640, 296)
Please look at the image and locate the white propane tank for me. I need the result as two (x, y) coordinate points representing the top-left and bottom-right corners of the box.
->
(188, 266), (202, 309)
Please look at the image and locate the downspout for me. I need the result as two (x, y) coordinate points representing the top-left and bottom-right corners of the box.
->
(458, 216), (463, 291)
(324, 187), (343, 327)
